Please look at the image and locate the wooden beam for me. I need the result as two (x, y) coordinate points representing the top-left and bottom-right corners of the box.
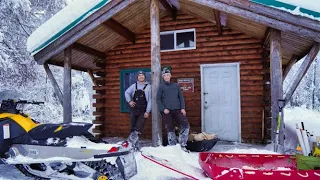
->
(159, 0), (177, 20)
(63, 47), (72, 123)
(213, 10), (222, 35)
(34, 0), (137, 65)
(72, 43), (106, 59)
(262, 27), (271, 49)
(48, 60), (88, 72)
(43, 63), (63, 105)
(189, 0), (320, 43)
(103, 18), (135, 43)
(211, 0), (320, 32)
(150, 0), (162, 147)
(284, 43), (320, 105)
(270, 29), (283, 144)
(283, 55), (299, 81)
(87, 70), (97, 86)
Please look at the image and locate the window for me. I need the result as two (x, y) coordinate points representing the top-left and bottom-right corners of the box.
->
(120, 66), (171, 113)
(160, 28), (196, 52)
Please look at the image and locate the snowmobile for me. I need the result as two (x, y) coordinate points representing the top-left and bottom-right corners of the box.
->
(0, 99), (137, 180)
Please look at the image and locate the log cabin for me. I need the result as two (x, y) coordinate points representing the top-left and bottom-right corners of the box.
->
(27, 0), (320, 145)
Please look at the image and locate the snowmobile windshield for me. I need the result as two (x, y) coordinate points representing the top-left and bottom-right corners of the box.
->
(16, 103), (27, 111)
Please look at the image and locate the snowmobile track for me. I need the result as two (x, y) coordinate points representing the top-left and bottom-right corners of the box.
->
(16, 164), (49, 180)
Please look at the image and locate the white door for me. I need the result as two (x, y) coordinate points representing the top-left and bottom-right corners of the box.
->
(201, 63), (241, 142)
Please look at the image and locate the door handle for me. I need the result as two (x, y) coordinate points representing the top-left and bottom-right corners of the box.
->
(204, 92), (208, 95)
(204, 106), (208, 109)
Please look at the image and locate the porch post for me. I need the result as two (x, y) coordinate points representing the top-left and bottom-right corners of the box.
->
(63, 47), (72, 123)
(270, 29), (283, 145)
(150, 0), (162, 146)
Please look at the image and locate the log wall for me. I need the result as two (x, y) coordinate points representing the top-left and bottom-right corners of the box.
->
(93, 13), (266, 143)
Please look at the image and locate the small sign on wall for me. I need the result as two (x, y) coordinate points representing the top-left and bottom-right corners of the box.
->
(178, 78), (194, 92)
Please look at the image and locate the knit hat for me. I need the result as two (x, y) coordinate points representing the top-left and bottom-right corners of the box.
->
(137, 70), (146, 77)
(162, 68), (171, 75)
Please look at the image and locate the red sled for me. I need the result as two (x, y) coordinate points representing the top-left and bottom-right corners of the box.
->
(199, 152), (320, 180)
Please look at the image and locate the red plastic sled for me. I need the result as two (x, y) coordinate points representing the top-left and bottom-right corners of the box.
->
(199, 152), (320, 180)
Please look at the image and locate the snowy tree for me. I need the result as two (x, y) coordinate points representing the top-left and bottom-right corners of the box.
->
(284, 53), (320, 110)
(0, 0), (66, 87)
(0, 0), (93, 123)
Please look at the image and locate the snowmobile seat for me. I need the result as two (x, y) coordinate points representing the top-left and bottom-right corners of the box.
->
(28, 122), (92, 140)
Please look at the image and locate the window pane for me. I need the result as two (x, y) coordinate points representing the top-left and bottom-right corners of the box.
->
(160, 33), (174, 50)
(176, 31), (195, 49)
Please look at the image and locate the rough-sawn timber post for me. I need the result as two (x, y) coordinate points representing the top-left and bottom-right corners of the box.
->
(270, 29), (284, 145)
(63, 47), (72, 123)
(43, 63), (64, 106)
(284, 43), (320, 106)
(150, 0), (162, 146)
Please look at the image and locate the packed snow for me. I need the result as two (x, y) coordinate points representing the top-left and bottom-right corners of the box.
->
(27, 0), (111, 55)
(0, 106), (318, 179)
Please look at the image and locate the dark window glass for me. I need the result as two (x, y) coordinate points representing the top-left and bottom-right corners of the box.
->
(176, 31), (195, 49)
(160, 33), (174, 50)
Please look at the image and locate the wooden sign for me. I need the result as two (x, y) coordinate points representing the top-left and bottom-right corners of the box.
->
(177, 78), (194, 92)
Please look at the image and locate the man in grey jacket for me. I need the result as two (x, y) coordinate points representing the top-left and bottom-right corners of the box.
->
(156, 68), (190, 152)
(125, 70), (151, 150)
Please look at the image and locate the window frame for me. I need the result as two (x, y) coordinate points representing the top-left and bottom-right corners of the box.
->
(160, 28), (196, 52)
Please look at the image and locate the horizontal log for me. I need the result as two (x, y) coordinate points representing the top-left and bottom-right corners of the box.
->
(120, 27), (242, 44)
(189, 0), (320, 42)
(108, 43), (262, 55)
(241, 112), (262, 118)
(241, 117), (263, 123)
(241, 80), (265, 85)
(241, 107), (264, 112)
(241, 95), (263, 101)
(215, 0), (320, 32)
(241, 91), (264, 96)
(107, 56), (263, 68)
(112, 37), (261, 51)
(107, 48), (262, 61)
(241, 102), (264, 107)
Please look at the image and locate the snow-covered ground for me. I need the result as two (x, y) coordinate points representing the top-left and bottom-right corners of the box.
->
(0, 107), (319, 180)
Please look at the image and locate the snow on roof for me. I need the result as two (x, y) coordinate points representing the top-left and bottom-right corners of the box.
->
(28, 0), (320, 56)
(27, 0), (111, 55)
(251, 0), (320, 21)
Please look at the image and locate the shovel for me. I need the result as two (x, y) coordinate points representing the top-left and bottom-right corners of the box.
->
(274, 99), (285, 154)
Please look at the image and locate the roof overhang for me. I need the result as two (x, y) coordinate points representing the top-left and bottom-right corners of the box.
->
(30, 0), (320, 71)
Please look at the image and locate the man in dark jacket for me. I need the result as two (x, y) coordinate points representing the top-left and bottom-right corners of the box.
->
(156, 68), (190, 151)
(125, 70), (151, 150)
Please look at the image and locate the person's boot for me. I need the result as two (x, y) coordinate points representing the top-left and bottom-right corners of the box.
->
(179, 126), (190, 153)
(167, 132), (178, 145)
(178, 126), (190, 146)
(180, 145), (190, 153)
